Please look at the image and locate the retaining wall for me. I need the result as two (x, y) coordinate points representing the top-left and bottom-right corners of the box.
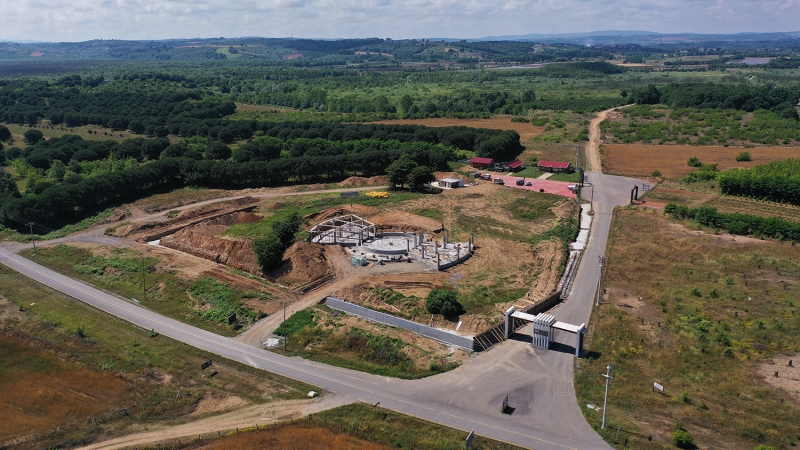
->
(325, 297), (474, 350)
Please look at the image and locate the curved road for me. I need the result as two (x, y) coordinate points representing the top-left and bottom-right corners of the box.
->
(0, 110), (647, 449)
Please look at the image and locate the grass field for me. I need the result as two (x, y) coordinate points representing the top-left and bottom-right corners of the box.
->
(21, 245), (265, 336)
(0, 264), (314, 448)
(187, 403), (524, 450)
(575, 208), (800, 449)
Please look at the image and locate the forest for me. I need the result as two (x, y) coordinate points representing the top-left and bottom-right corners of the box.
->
(0, 122), (521, 227)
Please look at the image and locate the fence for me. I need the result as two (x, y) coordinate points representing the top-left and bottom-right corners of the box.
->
(324, 297), (474, 350)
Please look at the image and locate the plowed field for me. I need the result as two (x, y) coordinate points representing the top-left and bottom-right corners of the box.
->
(603, 144), (800, 178)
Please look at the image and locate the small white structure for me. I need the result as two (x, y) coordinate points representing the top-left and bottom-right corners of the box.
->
(439, 178), (464, 189)
(532, 313), (557, 348)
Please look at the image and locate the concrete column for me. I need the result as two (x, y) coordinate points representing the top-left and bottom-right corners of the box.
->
(445, 231), (449, 248)
(504, 306), (516, 337)
(407, 239), (410, 252)
(437, 253), (440, 270)
(421, 246), (425, 259)
(457, 246), (460, 259)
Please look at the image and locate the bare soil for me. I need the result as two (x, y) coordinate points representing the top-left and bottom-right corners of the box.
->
(339, 176), (388, 187)
(603, 144), (800, 178)
(756, 354), (800, 406)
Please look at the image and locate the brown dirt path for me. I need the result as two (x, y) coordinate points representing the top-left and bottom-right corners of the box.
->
(77, 395), (353, 450)
(586, 108), (613, 173)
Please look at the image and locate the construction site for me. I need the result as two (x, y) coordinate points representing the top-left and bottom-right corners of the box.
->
(95, 174), (585, 368)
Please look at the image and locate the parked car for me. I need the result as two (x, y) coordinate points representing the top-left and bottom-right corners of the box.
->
(525, 181), (532, 186)
(516, 179), (524, 186)
(493, 178), (505, 185)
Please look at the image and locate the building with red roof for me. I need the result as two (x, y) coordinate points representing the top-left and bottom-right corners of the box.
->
(507, 159), (525, 171)
(470, 157), (494, 169)
(537, 160), (573, 173)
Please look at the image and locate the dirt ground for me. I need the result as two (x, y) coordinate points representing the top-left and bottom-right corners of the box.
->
(756, 354), (800, 406)
(603, 144), (800, 178)
(370, 116), (545, 142)
(339, 176), (389, 187)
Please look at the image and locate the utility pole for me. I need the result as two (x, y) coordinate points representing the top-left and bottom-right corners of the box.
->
(596, 255), (605, 306)
(27, 222), (37, 256)
(601, 364), (614, 429)
(575, 145), (580, 172)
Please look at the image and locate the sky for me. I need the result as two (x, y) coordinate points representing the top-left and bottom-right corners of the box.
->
(1, 0), (799, 42)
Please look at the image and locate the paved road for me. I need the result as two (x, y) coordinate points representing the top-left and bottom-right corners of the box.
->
(0, 246), (606, 450)
(0, 112), (647, 449)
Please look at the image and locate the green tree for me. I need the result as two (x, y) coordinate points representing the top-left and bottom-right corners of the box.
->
(252, 235), (285, 272)
(672, 429), (694, 448)
(0, 125), (11, 141)
(47, 159), (67, 182)
(408, 165), (434, 191)
(272, 213), (304, 248)
(386, 154), (417, 189)
(205, 141), (232, 160)
(128, 120), (145, 134)
(23, 129), (43, 145)
(425, 289), (465, 317)
(399, 95), (414, 113)
(735, 151), (752, 162)
(0, 169), (19, 197)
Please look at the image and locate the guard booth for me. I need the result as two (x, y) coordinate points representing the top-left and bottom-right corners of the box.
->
(504, 306), (587, 357)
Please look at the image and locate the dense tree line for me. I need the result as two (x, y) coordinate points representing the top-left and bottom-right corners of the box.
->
(0, 78), (235, 134)
(630, 82), (800, 119)
(0, 121), (520, 226)
(718, 159), (800, 206)
(665, 203), (800, 241)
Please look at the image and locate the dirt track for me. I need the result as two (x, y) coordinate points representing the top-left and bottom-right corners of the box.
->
(586, 108), (613, 172)
(77, 396), (353, 450)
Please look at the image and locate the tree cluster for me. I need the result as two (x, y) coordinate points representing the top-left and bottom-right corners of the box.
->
(630, 83), (800, 119)
(718, 159), (800, 206)
(252, 213), (304, 272)
(425, 289), (465, 317)
(664, 203), (800, 241)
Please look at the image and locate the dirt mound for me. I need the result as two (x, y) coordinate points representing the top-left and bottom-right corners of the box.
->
(306, 204), (380, 222)
(433, 171), (469, 182)
(160, 229), (263, 276)
(370, 211), (443, 233)
(177, 197), (259, 220)
(340, 176), (388, 187)
(273, 242), (331, 287)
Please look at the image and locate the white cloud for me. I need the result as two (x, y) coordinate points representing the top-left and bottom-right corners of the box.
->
(0, 0), (798, 41)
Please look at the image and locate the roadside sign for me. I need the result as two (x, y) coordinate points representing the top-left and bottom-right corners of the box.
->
(643, 184), (651, 191)
(466, 429), (475, 449)
(653, 381), (664, 393)
(201, 359), (213, 370)
(501, 394), (509, 412)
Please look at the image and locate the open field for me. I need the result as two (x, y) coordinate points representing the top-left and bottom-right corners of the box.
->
(0, 265), (314, 449)
(184, 403), (524, 450)
(1, 122), (180, 144)
(603, 143), (800, 178)
(575, 208), (800, 449)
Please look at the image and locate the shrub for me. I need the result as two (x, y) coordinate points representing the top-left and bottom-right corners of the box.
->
(690, 287), (702, 297)
(252, 234), (285, 272)
(672, 429), (694, 448)
(425, 289), (465, 316)
(736, 151), (752, 162)
(687, 157), (703, 167)
(651, 169), (662, 177)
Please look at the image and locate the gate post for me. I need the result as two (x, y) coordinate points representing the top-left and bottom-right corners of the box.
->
(576, 323), (587, 357)
(504, 306), (516, 338)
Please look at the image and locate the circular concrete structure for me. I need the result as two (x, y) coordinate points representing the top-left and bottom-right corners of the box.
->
(365, 235), (414, 255)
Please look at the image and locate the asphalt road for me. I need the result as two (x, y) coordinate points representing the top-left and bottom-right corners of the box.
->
(0, 164), (646, 449)
(0, 246), (606, 450)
